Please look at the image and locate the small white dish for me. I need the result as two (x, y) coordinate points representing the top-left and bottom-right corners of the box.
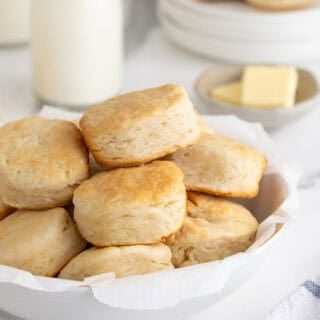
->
(195, 65), (320, 129)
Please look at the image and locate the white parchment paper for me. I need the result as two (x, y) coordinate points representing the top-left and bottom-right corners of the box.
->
(0, 107), (300, 310)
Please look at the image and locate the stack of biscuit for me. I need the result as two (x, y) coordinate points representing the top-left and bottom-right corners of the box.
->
(0, 84), (267, 280)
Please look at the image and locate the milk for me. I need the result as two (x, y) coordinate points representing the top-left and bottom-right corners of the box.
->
(0, 0), (29, 45)
(31, 0), (123, 108)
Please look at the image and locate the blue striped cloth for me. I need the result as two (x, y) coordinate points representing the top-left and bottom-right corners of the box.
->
(304, 281), (320, 299)
(265, 279), (320, 320)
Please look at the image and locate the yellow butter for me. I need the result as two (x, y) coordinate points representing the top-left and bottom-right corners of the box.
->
(210, 81), (242, 105)
(241, 66), (298, 109)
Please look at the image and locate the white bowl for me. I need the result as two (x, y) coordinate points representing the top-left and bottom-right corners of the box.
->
(195, 65), (320, 129)
(0, 247), (280, 320)
(0, 114), (298, 320)
(0, 247), (278, 320)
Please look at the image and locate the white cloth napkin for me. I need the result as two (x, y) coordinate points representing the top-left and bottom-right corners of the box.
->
(265, 279), (320, 320)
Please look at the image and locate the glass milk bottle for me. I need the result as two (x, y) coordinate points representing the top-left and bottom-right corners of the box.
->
(31, 0), (123, 109)
(0, 0), (29, 46)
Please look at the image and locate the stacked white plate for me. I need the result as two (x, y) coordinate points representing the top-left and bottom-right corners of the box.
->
(158, 0), (320, 63)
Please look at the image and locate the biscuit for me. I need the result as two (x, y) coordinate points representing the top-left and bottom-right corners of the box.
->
(0, 117), (90, 209)
(80, 84), (200, 168)
(0, 208), (87, 276)
(246, 0), (315, 10)
(166, 132), (267, 198)
(74, 161), (187, 246)
(167, 192), (259, 267)
(59, 243), (173, 280)
(0, 197), (14, 221)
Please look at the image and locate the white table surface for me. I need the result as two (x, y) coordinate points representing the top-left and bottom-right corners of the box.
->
(1, 26), (320, 320)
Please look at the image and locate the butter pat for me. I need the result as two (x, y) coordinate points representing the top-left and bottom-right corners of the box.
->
(210, 81), (242, 105)
(242, 66), (298, 109)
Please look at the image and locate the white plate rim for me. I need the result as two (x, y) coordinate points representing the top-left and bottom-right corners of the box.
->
(168, 0), (320, 22)
(159, 0), (320, 42)
(160, 13), (320, 63)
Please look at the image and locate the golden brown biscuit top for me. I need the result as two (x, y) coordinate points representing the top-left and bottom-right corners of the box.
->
(74, 161), (185, 207)
(198, 132), (266, 162)
(80, 84), (190, 135)
(0, 117), (89, 188)
(80, 243), (172, 261)
(181, 192), (259, 240)
(171, 131), (266, 163)
(0, 207), (71, 240)
(170, 132), (267, 184)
